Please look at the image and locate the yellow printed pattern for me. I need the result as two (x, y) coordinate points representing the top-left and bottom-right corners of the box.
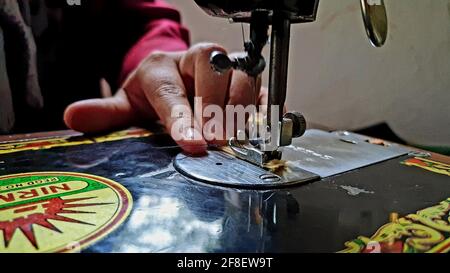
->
(0, 172), (133, 253)
(402, 157), (450, 177)
(340, 198), (450, 253)
(0, 129), (152, 155)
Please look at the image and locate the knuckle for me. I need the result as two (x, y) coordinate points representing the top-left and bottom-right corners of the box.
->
(136, 52), (177, 88)
(148, 51), (170, 62)
(152, 80), (186, 100)
(138, 51), (170, 74)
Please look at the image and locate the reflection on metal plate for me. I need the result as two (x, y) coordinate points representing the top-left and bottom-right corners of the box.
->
(283, 130), (411, 178)
(174, 150), (319, 189)
(174, 130), (410, 188)
(360, 0), (388, 47)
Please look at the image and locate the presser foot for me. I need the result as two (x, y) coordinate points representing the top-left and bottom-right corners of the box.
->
(173, 112), (317, 189)
(227, 137), (282, 167)
(225, 111), (307, 167)
(172, 116), (317, 189)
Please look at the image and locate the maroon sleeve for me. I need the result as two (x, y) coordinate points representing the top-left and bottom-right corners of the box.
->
(119, 0), (190, 82)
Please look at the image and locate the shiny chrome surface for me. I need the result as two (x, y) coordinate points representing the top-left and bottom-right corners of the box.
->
(174, 130), (411, 188)
(283, 130), (411, 178)
(174, 150), (319, 189)
(360, 0), (388, 47)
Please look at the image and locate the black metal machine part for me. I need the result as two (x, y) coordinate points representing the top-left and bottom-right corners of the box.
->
(206, 0), (320, 124)
(205, 1), (319, 168)
(193, 0), (320, 23)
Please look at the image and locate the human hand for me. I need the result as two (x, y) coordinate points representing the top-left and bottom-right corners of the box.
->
(64, 43), (268, 155)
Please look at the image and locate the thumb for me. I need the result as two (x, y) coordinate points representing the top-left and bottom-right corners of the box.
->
(64, 89), (137, 133)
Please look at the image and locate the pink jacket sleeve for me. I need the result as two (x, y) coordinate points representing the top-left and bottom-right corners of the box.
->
(119, 0), (190, 82)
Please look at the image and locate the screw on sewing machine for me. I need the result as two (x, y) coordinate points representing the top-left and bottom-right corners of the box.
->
(284, 112), (307, 139)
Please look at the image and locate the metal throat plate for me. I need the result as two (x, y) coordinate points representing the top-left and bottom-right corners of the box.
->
(173, 130), (411, 189)
(174, 151), (320, 189)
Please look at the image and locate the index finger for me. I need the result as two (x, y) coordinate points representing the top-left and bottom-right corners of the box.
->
(127, 52), (207, 155)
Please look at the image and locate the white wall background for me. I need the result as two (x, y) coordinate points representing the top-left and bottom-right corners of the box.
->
(168, 0), (450, 146)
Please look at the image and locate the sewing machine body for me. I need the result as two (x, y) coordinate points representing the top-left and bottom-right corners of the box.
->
(1, 1), (445, 254)
(174, 0), (391, 187)
(1, 128), (448, 253)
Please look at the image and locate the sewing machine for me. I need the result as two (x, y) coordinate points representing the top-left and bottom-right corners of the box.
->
(1, 0), (449, 254)
(174, 0), (397, 188)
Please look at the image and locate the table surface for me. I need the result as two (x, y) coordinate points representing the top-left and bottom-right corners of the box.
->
(0, 129), (449, 253)
(0, 130), (81, 143)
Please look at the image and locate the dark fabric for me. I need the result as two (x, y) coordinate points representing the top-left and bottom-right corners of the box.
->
(2, 0), (189, 134)
(0, 0), (44, 133)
